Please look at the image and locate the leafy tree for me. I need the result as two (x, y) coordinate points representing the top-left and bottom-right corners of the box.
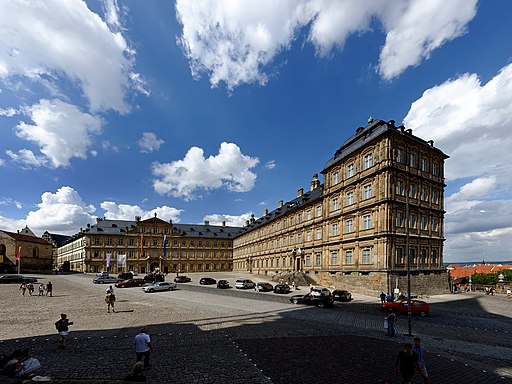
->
(470, 273), (498, 285)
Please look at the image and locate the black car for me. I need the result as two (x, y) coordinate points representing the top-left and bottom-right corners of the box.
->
(118, 272), (134, 280)
(199, 277), (217, 285)
(332, 289), (352, 302)
(273, 284), (291, 294)
(290, 293), (334, 308)
(0, 275), (38, 284)
(174, 275), (191, 283)
(144, 274), (165, 284)
(216, 280), (230, 289)
(255, 282), (273, 292)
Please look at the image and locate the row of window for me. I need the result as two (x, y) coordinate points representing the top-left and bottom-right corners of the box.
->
(91, 237), (230, 248)
(90, 250), (229, 259)
(329, 149), (440, 187)
(243, 247), (440, 269)
(396, 181), (439, 203)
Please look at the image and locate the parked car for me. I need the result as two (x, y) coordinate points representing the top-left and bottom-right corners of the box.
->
(290, 293), (334, 308)
(0, 275), (38, 284)
(310, 286), (331, 297)
(216, 280), (230, 289)
(144, 273), (165, 284)
(199, 277), (217, 285)
(332, 289), (352, 302)
(118, 272), (134, 280)
(380, 299), (431, 317)
(96, 271), (109, 277)
(255, 282), (273, 292)
(92, 275), (120, 284)
(235, 279), (255, 289)
(273, 284), (291, 294)
(142, 281), (177, 293)
(115, 278), (146, 288)
(174, 275), (191, 283)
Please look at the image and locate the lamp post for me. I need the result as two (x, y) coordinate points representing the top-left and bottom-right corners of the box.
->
(405, 186), (413, 336)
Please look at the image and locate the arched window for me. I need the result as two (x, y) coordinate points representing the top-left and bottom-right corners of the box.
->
(32, 246), (39, 258)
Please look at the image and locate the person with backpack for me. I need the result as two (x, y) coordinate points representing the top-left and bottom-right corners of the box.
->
(105, 291), (116, 313)
(55, 313), (73, 349)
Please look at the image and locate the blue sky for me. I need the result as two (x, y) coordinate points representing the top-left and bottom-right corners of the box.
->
(1, 0), (511, 263)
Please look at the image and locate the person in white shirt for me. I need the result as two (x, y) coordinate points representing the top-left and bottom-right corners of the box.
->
(134, 327), (152, 369)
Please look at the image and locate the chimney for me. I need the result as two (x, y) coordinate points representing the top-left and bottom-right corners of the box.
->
(204, 220), (209, 226)
(297, 188), (303, 197)
(222, 221), (226, 227)
(264, 208), (268, 216)
(278, 200), (283, 208)
(245, 220), (250, 226)
(135, 216), (141, 222)
(310, 173), (320, 191)
(406, 129), (412, 135)
(428, 140), (434, 147)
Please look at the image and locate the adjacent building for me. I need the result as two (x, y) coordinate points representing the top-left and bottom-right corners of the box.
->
(55, 215), (240, 275)
(0, 226), (53, 273)
(232, 119), (450, 296)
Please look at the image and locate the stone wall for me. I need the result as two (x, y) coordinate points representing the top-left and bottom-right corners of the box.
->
(315, 270), (450, 298)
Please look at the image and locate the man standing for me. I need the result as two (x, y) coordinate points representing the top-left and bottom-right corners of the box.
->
(386, 309), (397, 337)
(396, 343), (420, 384)
(412, 337), (429, 384)
(380, 292), (386, 304)
(46, 281), (53, 297)
(134, 327), (152, 369)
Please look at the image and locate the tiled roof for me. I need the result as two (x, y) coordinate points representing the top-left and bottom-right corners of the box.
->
(447, 263), (512, 278)
(238, 185), (324, 233)
(0, 230), (52, 245)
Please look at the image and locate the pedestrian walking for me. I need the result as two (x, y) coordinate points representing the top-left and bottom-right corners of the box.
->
(54, 313), (73, 349)
(26, 282), (34, 296)
(19, 282), (27, 296)
(507, 288), (511, 298)
(105, 291), (116, 313)
(380, 291), (386, 304)
(134, 327), (152, 369)
(386, 309), (397, 337)
(46, 281), (53, 297)
(106, 285), (114, 294)
(395, 343), (420, 384)
(38, 284), (45, 296)
(412, 337), (429, 384)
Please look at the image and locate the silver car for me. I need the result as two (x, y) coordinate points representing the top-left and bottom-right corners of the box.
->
(92, 275), (119, 284)
(142, 281), (177, 293)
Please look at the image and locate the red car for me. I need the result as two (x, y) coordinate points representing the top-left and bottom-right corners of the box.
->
(115, 278), (146, 288)
(380, 299), (430, 317)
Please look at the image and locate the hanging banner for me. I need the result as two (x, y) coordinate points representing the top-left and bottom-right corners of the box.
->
(163, 235), (167, 257)
(106, 253), (112, 268)
(16, 246), (22, 261)
(117, 254), (126, 269)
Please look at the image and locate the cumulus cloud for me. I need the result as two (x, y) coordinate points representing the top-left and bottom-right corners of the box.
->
(202, 212), (253, 227)
(0, 0), (146, 113)
(100, 201), (182, 223)
(152, 142), (259, 200)
(176, 0), (477, 89)
(138, 132), (165, 153)
(22, 186), (97, 235)
(404, 63), (512, 261)
(6, 149), (47, 169)
(10, 99), (103, 168)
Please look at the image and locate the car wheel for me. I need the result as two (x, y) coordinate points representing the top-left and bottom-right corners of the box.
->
(317, 301), (325, 308)
(149, 289), (154, 293)
(292, 299), (299, 304)
(420, 311), (427, 317)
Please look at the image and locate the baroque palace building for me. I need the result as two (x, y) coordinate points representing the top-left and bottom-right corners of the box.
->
(55, 215), (240, 275)
(232, 119), (450, 296)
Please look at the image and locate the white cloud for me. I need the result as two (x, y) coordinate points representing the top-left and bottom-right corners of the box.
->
(22, 186), (97, 235)
(138, 132), (164, 153)
(202, 212), (253, 227)
(0, 0), (145, 113)
(152, 142), (259, 200)
(264, 160), (276, 170)
(176, 0), (476, 89)
(100, 201), (182, 223)
(404, 63), (512, 261)
(6, 149), (47, 169)
(0, 197), (22, 209)
(13, 99), (102, 168)
(378, 0), (477, 80)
